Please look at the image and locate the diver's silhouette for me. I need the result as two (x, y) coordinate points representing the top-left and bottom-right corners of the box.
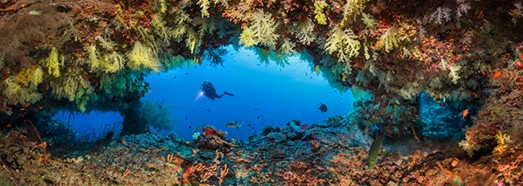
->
(201, 81), (234, 100)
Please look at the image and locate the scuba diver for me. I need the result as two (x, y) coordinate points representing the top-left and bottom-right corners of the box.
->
(201, 81), (235, 100)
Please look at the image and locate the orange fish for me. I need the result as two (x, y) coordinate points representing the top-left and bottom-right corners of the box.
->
(462, 109), (469, 118)
(301, 124), (308, 130)
(491, 71), (502, 80)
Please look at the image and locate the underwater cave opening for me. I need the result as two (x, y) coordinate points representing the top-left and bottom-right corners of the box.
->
(52, 46), (354, 141)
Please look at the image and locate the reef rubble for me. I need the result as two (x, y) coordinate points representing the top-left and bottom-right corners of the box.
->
(1, 115), (521, 185)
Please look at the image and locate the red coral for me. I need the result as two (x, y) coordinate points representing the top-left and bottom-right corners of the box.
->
(202, 126), (226, 139)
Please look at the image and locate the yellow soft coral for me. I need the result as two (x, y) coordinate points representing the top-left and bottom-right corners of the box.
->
(3, 66), (43, 105)
(239, 11), (279, 49)
(341, 0), (370, 25)
(314, 1), (328, 25)
(493, 131), (511, 155)
(324, 26), (360, 63)
(126, 42), (161, 72)
(46, 47), (60, 77)
(376, 27), (401, 53)
(197, 0), (210, 17)
(86, 45), (125, 73)
(15, 66), (43, 87)
(50, 71), (93, 112)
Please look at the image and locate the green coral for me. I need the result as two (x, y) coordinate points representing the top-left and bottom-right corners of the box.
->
(314, 1), (328, 25)
(46, 47), (61, 78)
(126, 42), (161, 72)
(140, 100), (175, 131)
(99, 73), (129, 99)
(324, 26), (361, 63)
(159, 52), (187, 70)
(239, 11), (279, 49)
(50, 71), (93, 110)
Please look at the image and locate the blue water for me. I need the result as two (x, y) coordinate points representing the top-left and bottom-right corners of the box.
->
(53, 47), (354, 141)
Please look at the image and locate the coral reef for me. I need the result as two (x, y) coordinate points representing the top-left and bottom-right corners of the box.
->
(0, 0), (520, 128)
(418, 93), (467, 140)
(2, 115), (521, 185)
(1, 0), (523, 184)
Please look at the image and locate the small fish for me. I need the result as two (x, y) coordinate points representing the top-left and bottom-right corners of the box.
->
(492, 71), (503, 80)
(301, 124), (307, 130)
(207, 109), (212, 113)
(173, 76), (177, 79)
(462, 109), (469, 118)
(368, 133), (384, 169)
(225, 122), (243, 129)
(318, 103), (328, 113)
